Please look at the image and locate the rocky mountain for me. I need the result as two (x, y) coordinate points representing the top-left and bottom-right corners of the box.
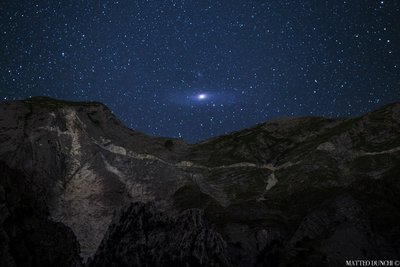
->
(0, 96), (399, 266)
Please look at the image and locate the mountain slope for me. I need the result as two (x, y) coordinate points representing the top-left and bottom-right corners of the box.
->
(0, 96), (399, 266)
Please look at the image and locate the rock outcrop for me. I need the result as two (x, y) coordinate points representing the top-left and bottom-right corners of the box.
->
(87, 202), (231, 267)
(0, 96), (399, 266)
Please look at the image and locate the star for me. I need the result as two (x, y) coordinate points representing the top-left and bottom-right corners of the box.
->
(197, 93), (207, 100)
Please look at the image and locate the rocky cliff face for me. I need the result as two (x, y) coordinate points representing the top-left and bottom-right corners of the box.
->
(0, 97), (190, 260)
(0, 96), (399, 266)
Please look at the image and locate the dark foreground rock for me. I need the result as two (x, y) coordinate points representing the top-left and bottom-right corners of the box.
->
(0, 161), (82, 267)
(87, 202), (232, 267)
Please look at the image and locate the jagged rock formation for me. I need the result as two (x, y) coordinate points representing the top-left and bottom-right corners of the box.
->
(87, 202), (231, 267)
(0, 96), (399, 266)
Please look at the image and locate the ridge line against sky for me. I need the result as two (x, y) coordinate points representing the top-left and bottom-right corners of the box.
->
(1, 0), (399, 142)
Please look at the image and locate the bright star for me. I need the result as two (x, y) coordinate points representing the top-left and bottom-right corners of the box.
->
(198, 93), (206, 100)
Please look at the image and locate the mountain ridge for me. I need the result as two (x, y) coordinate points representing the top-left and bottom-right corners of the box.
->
(10, 95), (400, 145)
(0, 96), (399, 266)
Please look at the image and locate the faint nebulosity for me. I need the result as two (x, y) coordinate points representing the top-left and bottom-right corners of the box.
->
(0, 0), (399, 142)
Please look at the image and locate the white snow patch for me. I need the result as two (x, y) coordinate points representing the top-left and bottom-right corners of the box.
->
(104, 159), (125, 179)
(362, 146), (400, 156)
(178, 161), (194, 167)
(106, 144), (127, 156)
(266, 173), (278, 191)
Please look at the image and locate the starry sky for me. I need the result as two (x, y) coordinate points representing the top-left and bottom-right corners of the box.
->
(1, 1), (399, 143)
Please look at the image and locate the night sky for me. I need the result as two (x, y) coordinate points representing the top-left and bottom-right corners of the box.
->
(1, 1), (399, 143)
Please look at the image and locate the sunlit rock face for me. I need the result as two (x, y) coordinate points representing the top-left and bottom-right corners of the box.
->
(1, 96), (399, 266)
